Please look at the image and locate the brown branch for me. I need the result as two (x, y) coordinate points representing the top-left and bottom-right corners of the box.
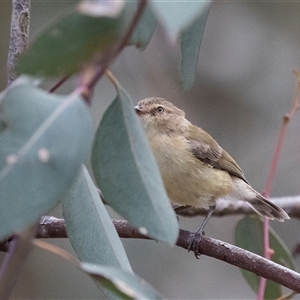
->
(48, 76), (70, 93)
(79, 0), (148, 102)
(1, 194), (299, 294)
(38, 216), (68, 238)
(7, 0), (31, 86)
(18, 216), (298, 293)
(176, 230), (300, 293)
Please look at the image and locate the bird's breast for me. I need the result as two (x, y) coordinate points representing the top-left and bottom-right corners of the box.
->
(148, 134), (234, 209)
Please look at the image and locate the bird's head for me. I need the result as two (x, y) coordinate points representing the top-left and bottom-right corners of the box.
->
(135, 97), (189, 135)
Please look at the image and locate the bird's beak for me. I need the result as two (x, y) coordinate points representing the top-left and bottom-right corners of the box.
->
(134, 105), (145, 115)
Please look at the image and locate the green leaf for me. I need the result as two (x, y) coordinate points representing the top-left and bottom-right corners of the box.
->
(16, 8), (124, 76)
(0, 77), (93, 240)
(81, 263), (163, 300)
(235, 216), (296, 298)
(180, 2), (210, 90)
(62, 165), (132, 272)
(128, 1), (157, 50)
(91, 87), (178, 245)
(151, 0), (209, 40)
(62, 166), (132, 299)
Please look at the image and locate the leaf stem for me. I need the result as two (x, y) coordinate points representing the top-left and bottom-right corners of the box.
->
(0, 225), (37, 299)
(77, 0), (148, 103)
(105, 69), (120, 91)
(33, 240), (80, 267)
(48, 76), (70, 93)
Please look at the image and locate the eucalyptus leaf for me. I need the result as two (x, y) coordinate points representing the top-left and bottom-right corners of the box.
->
(0, 77), (93, 240)
(91, 88), (178, 245)
(151, 0), (209, 40)
(17, 10), (123, 76)
(62, 165), (132, 272)
(235, 216), (296, 298)
(180, 2), (210, 90)
(128, 1), (158, 50)
(81, 263), (163, 300)
(62, 165), (132, 299)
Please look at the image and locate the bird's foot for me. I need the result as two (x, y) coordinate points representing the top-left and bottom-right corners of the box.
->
(188, 230), (205, 259)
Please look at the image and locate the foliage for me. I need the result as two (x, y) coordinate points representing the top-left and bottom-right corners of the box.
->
(0, 0), (297, 299)
(235, 216), (297, 298)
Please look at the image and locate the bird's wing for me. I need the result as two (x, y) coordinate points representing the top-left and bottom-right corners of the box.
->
(186, 126), (249, 184)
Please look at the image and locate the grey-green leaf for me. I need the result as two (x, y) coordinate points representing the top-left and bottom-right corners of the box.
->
(128, 1), (157, 50)
(0, 77), (93, 240)
(81, 263), (163, 300)
(151, 1), (209, 40)
(235, 216), (296, 298)
(180, 2), (210, 90)
(16, 11), (123, 76)
(62, 165), (132, 272)
(91, 88), (178, 245)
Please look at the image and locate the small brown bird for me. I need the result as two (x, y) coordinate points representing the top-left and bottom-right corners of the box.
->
(135, 97), (289, 257)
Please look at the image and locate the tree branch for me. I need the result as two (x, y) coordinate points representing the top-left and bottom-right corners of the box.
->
(4, 216), (294, 293)
(176, 230), (300, 293)
(78, 0), (148, 103)
(7, 0), (31, 86)
(258, 70), (300, 299)
(1, 194), (298, 294)
(176, 196), (300, 219)
(0, 1), (33, 298)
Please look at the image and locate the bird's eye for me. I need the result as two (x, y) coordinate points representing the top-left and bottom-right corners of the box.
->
(156, 106), (164, 113)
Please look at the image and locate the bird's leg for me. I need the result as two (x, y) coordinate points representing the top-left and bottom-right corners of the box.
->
(188, 205), (216, 259)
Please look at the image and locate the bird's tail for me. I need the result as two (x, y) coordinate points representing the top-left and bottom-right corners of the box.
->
(247, 193), (289, 222)
(231, 178), (289, 221)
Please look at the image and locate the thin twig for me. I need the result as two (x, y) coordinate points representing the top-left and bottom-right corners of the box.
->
(105, 69), (119, 90)
(33, 240), (80, 267)
(48, 76), (70, 93)
(258, 71), (300, 300)
(176, 196), (300, 219)
(79, 0), (148, 103)
(3, 217), (298, 293)
(263, 70), (300, 198)
(0, 225), (37, 299)
(7, 0), (31, 86)
(32, 195), (300, 239)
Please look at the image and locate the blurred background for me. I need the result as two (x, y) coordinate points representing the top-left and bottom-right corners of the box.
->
(1, 1), (300, 299)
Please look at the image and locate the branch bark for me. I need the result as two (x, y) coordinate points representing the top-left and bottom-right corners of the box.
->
(22, 215), (300, 293)
(7, 0), (31, 86)
(0, 2), (32, 298)
(79, 0), (148, 103)
(177, 230), (300, 293)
